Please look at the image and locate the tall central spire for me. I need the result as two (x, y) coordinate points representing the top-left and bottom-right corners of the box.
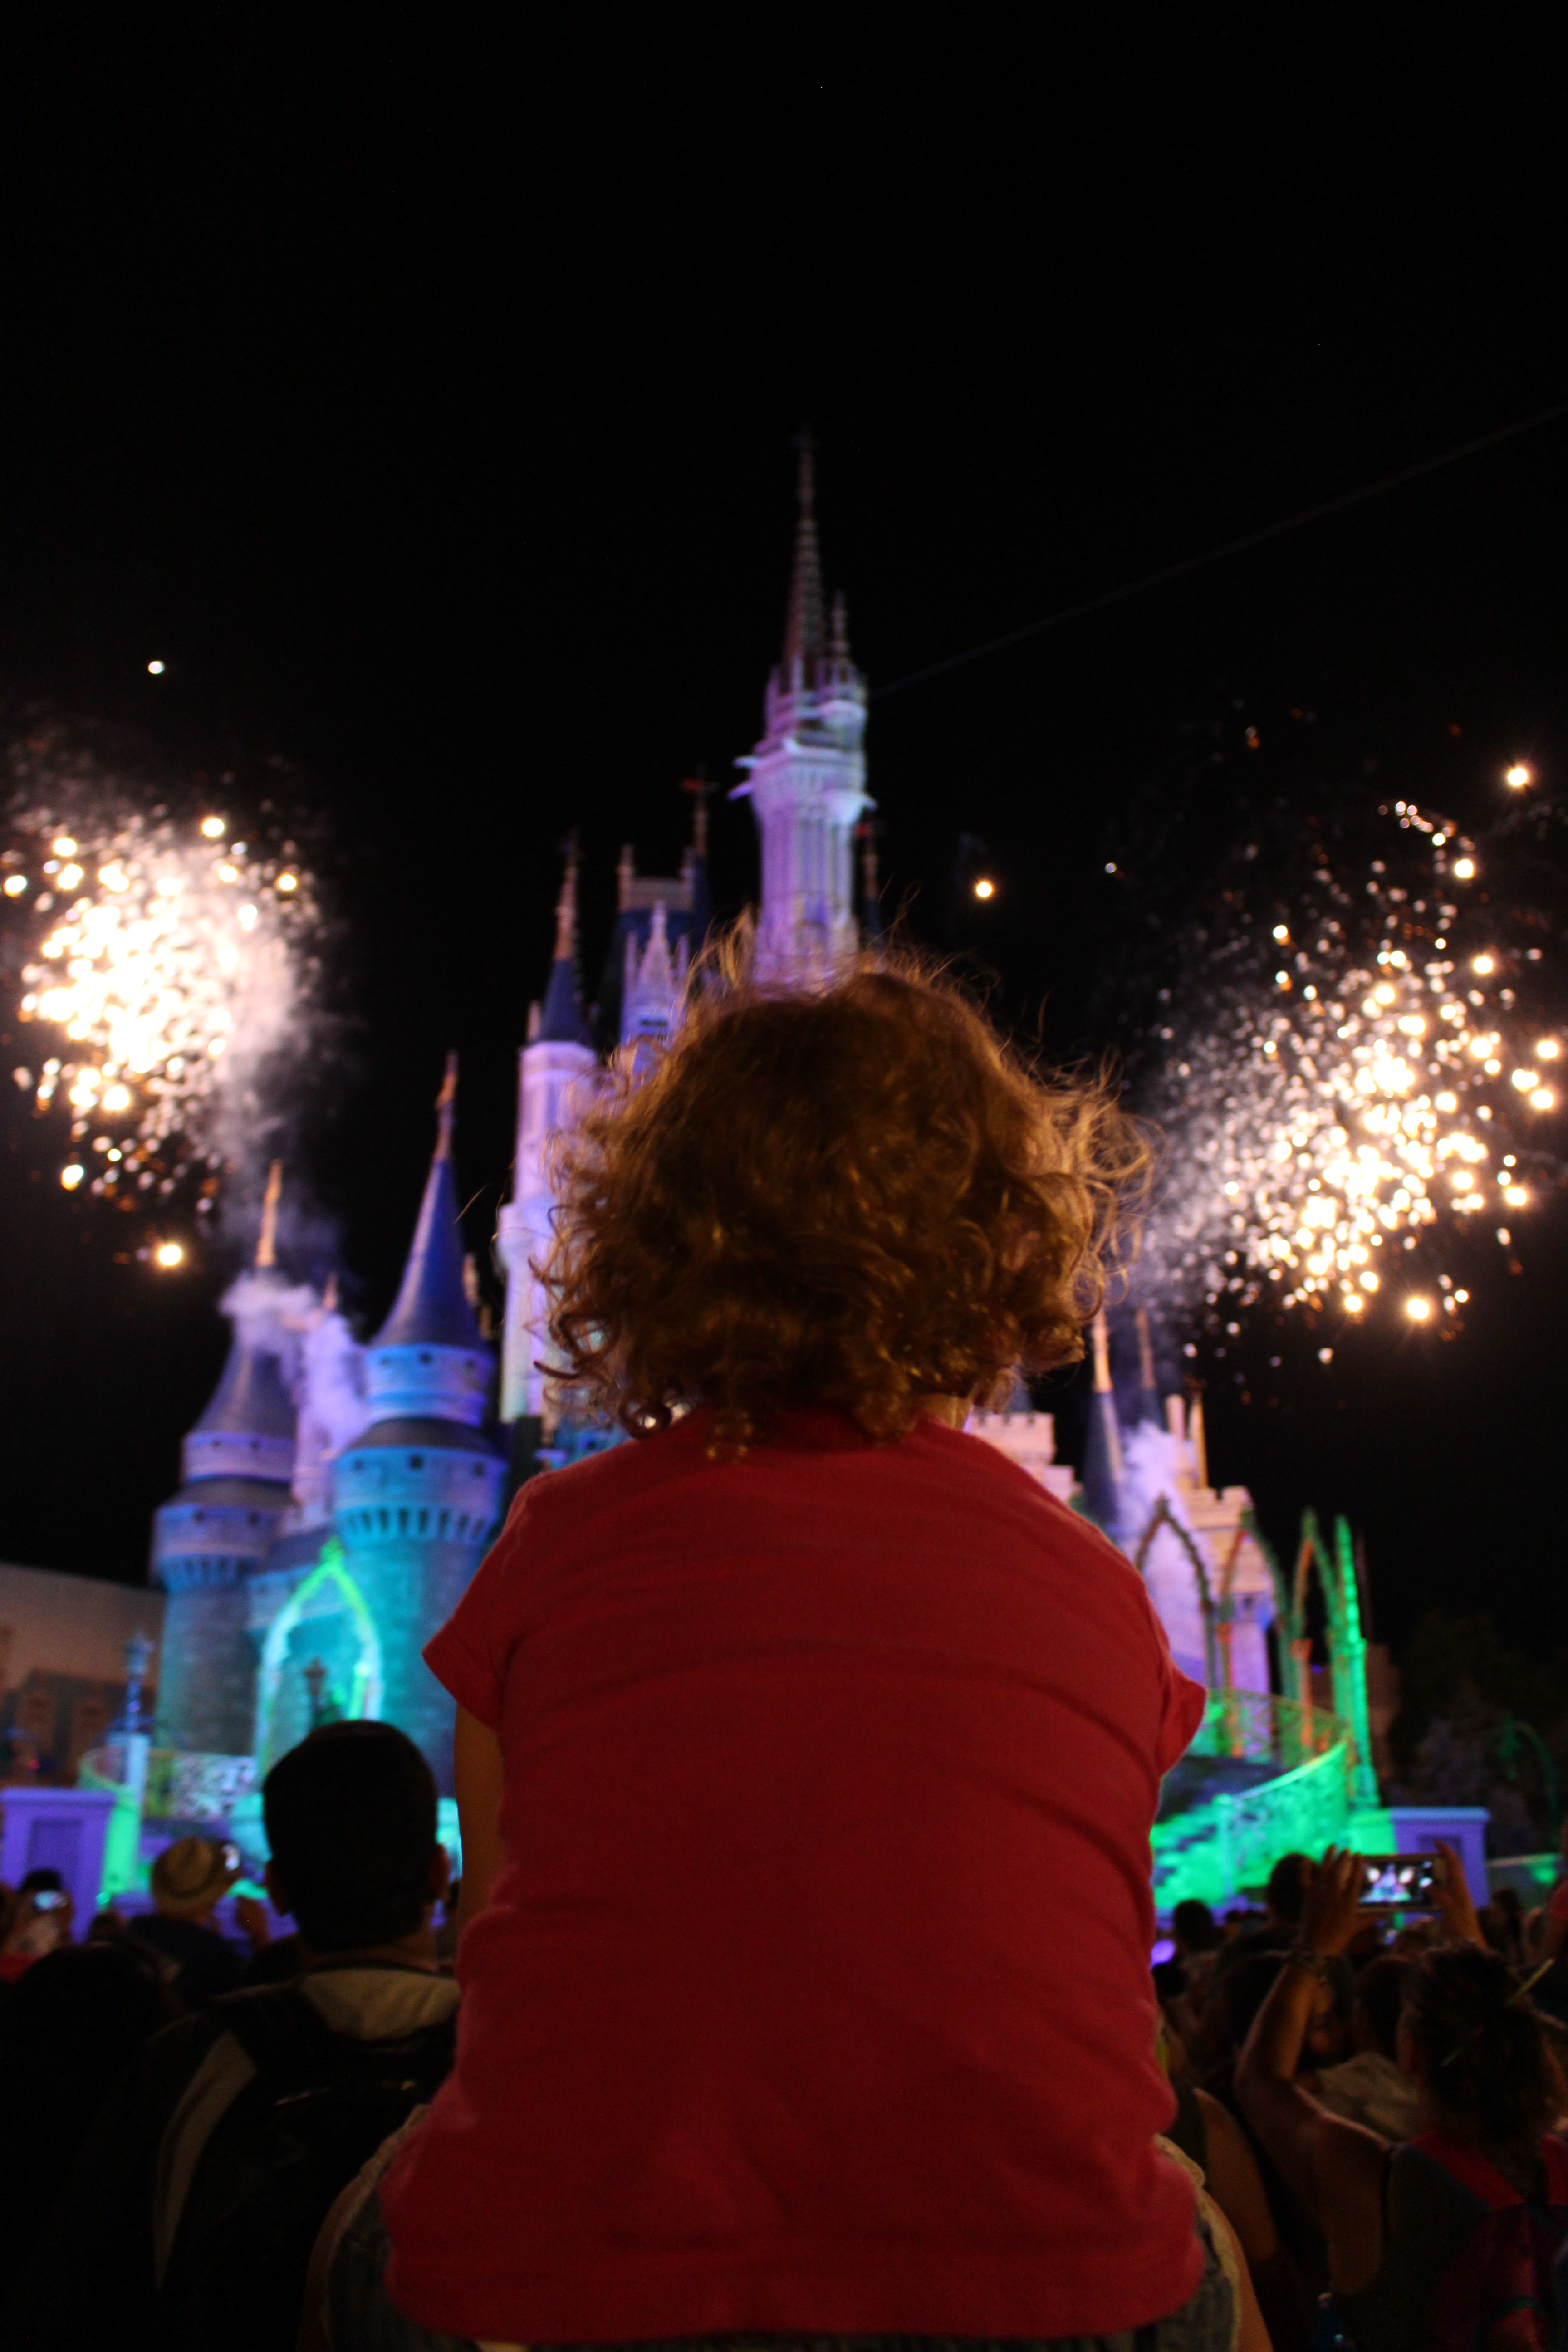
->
(781, 431), (825, 672)
(734, 439), (870, 987)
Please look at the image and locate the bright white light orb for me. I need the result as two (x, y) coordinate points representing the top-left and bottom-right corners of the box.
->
(1405, 1295), (1432, 1321)
(60, 1163), (84, 1190)
(1531, 1088), (1555, 1112)
(973, 878), (994, 901)
(1473, 954), (1495, 975)
(1505, 763), (1533, 789)
(200, 816), (225, 839)
(154, 1240), (184, 1268)
(3, 873), (26, 897)
(1537, 1039), (1560, 1060)
(1505, 1183), (1530, 1206)
(51, 837), (76, 856)
(1453, 857), (1475, 879)
(147, 659), (165, 676)
(276, 872), (298, 893)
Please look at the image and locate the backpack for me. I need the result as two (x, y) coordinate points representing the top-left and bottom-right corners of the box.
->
(156, 1979), (457, 2352)
(1409, 2127), (1568, 2352)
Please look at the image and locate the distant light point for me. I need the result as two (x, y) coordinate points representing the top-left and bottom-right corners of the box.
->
(155, 1240), (184, 1268)
(200, 816), (226, 839)
(1405, 1295), (1432, 1322)
(973, 877), (995, 901)
(147, 658), (166, 676)
(1505, 763), (1533, 789)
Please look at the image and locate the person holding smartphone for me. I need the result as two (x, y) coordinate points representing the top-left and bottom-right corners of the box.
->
(0, 1870), (74, 1981)
(127, 1834), (265, 2006)
(1236, 1842), (1568, 2347)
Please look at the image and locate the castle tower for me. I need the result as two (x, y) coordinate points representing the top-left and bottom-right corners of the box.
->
(151, 1163), (297, 1756)
(333, 1056), (506, 1790)
(497, 846), (600, 1426)
(733, 440), (870, 986)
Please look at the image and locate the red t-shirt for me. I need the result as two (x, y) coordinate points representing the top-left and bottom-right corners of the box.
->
(382, 1408), (1206, 2343)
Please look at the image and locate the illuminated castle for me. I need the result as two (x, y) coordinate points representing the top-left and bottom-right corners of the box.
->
(151, 446), (1285, 1815)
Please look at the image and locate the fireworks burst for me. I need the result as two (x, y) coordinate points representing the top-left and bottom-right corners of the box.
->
(2, 768), (318, 1220)
(1125, 776), (1565, 1331)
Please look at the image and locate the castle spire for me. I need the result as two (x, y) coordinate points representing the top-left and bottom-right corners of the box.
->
(256, 1159), (282, 1270)
(435, 1049), (457, 1161)
(538, 836), (593, 1048)
(781, 430), (825, 672)
(1080, 1307), (1126, 1534)
(370, 1053), (485, 1352)
(1132, 1303), (1161, 1426)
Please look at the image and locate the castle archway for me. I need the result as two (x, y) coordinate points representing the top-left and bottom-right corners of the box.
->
(255, 1539), (385, 1771)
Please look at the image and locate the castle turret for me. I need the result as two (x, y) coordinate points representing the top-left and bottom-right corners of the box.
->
(621, 901), (688, 1052)
(733, 439), (870, 986)
(497, 846), (600, 1427)
(334, 1057), (506, 1788)
(152, 1162), (297, 1755)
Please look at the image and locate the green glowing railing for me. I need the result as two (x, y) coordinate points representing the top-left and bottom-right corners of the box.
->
(1152, 1691), (1353, 1913)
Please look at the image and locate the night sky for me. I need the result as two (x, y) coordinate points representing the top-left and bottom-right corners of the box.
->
(1, 18), (1565, 1655)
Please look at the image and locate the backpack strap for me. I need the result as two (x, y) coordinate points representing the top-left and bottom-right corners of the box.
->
(211, 1985), (340, 2092)
(1409, 2130), (1525, 2210)
(1411, 2128), (1568, 2215)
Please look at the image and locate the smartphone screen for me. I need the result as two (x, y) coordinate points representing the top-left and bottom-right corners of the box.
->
(32, 1889), (67, 1911)
(1359, 1854), (1441, 1907)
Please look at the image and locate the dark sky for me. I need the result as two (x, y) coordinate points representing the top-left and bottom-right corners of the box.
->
(0, 15), (1565, 1654)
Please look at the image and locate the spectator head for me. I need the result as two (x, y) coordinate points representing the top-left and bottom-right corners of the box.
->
(543, 946), (1151, 1446)
(1352, 1955), (1408, 2061)
(1172, 1898), (1222, 1956)
(262, 1722), (446, 1955)
(150, 1837), (240, 1922)
(1264, 1852), (1311, 1927)
(0, 1940), (177, 2287)
(1400, 1944), (1557, 2158)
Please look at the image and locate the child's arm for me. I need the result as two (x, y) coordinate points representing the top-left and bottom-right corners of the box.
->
(454, 1705), (507, 1936)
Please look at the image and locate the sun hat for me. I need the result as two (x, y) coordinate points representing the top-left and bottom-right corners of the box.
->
(150, 1834), (240, 1918)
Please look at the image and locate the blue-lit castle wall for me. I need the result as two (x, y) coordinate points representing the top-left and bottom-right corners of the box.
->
(150, 1066), (504, 1793)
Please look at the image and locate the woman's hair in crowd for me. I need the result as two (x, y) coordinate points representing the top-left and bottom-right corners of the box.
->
(544, 935), (1151, 1446)
(1402, 1944), (1557, 2153)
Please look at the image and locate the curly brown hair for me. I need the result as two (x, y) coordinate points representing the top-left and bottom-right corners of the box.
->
(542, 943), (1150, 1446)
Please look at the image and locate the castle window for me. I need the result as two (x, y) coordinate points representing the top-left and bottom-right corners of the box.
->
(397, 1508), (408, 1534)
(418, 1349), (431, 1363)
(377, 1509), (389, 1533)
(417, 1508), (429, 1534)
(409, 1454), (424, 1470)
